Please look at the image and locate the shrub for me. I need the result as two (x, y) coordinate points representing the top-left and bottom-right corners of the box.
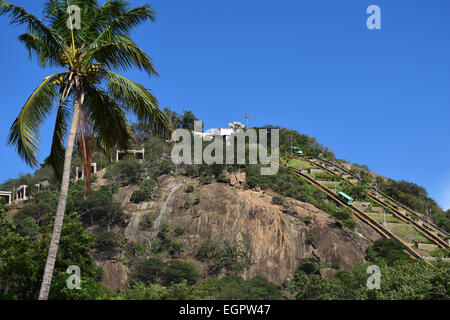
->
(175, 226), (185, 236)
(139, 213), (153, 230)
(271, 196), (285, 206)
(94, 231), (117, 253)
(159, 159), (175, 175)
(73, 189), (127, 231)
(163, 260), (199, 286)
(183, 198), (193, 210)
(131, 258), (199, 286)
(158, 222), (170, 239)
(207, 276), (284, 300)
(131, 179), (157, 203)
(196, 240), (216, 261)
(199, 175), (212, 185)
(130, 190), (147, 203)
(296, 257), (319, 275)
(105, 159), (143, 186)
(186, 184), (195, 193)
(197, 240), (252, 276)
(169, 241), (184, 257)
(366, 239), (411, 266)
(16, 217), (39, 238)
(217, 173), (227, 183)
(14, 190), (59, 226)
(135, 244), (145, 256)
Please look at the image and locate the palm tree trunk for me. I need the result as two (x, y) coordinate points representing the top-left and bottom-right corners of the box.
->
(38, 80), (83, 300)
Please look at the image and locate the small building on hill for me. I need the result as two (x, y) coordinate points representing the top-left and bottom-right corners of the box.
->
(114, 149), (145, 162)
(15, 185), (28, 202)
(75, 163), (98, 181)
(0, 191), (12, 205)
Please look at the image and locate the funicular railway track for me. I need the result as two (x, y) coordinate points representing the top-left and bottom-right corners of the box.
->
(280, 163), (431, 264)
(368, 195), (448, 249)
(315, 157), (449, 239)
(300, 157), (449, 249)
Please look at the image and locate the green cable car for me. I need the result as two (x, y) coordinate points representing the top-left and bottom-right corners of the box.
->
(292, 147), (303, 155)
(338, 192), (354, 206)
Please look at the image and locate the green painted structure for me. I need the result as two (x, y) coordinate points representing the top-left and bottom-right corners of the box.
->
(338, 192), (354, 206)
(292, 147), (303, 155)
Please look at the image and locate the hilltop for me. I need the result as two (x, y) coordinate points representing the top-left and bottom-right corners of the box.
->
(0, 109), (449, 300)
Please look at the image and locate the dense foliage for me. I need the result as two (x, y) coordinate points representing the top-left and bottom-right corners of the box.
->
(375, 177), (450, 232)
(0, 201), (106, 299)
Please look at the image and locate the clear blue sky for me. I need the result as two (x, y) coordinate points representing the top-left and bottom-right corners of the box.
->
(0, 0), (449, 209)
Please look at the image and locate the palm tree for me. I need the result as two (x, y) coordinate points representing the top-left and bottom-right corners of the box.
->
(0, 0), (172, 299)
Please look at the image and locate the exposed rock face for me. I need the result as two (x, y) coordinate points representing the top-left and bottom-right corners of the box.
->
(226, 172), (246, 188)
(96, 260), (128, 293)
(119, 175), (380, 285)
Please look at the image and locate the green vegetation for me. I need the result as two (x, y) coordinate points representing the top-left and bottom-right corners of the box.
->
(170, 241), (184, 257)
(314, 172), (341, 181)
(340, 181), (369, 201)
(175, 226), (185, 236)
(116, 275), (284, 300)
(139, 213), (153, 230)
(196, 239), (252, 276)
(131, 179), (157, 203)
(287, 239), (449, 300)
(105, 159), (144, 186)
(67, 187), (128, 231)
(0, 201), (106, 299)
(245, 165), (356, 229)
(376, 177), (450, 232)
(130, 258), (199, 286)
(94, 232), (118, 259)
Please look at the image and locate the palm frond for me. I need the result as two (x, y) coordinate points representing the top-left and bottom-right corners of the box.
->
(91, 0), (128, 30)
(84, 85), (134, 152)
(18, 33), (62, 67)
(87, 5), (156, 52)
(7, 73), (64, 167)
(0, 0), (67, 51)
(104, 70), (172, 137)
(85, 35), (158, 76)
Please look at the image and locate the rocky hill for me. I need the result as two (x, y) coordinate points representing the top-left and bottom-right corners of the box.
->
(98, 173), (380, 291)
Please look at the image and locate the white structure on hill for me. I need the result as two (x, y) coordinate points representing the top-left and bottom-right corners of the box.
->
(16, 185), (28, 202)
(193, 121), (246, 145)
(114, 149), (145, 162)
(0, 191), (12, 205)
(75, 163), (98, 181)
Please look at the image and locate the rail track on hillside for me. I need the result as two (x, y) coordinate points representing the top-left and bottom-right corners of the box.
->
(280, 163), (432, 265)
(313, 157), (449, 239)
(299, 157), (449, 249)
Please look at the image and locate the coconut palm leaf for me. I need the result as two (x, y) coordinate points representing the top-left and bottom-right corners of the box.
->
(0, 0), (67, 50)
(7, 73), (65, 167)
(88, 4), (156, 47)
(84, 86), (133, 152)
(84, 35), (158, 75)
(104, 70), (171, 137)
(18, 33), (62, 67)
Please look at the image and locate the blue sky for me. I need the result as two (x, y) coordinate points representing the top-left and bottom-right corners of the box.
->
(0, 0), (449, 209)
